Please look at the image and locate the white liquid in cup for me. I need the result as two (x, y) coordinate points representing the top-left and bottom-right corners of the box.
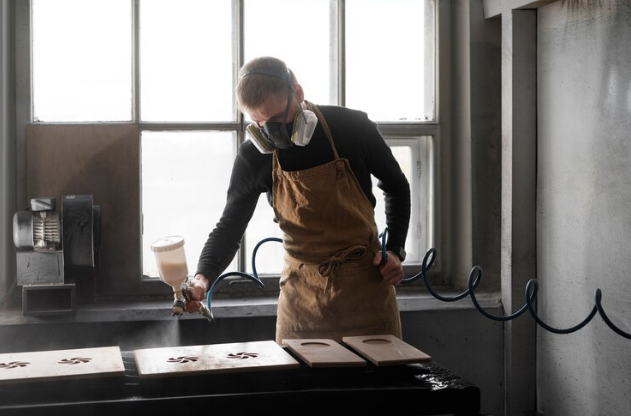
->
(156, 260), (188, 287)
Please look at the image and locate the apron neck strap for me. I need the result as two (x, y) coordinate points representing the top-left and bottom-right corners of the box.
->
(307, 101), (339, 160)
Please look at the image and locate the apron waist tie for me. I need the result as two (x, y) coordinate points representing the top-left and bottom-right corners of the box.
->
(318, 245), (368, 278)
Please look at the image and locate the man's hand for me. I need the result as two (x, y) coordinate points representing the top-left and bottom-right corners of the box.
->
(184, 274), (209, 313)
(373, 250), (405, 286)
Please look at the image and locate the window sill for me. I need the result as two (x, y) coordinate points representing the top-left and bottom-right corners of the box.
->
(0, 288), (502, 327)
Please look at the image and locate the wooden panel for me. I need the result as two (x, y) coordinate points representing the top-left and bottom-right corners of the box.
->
(26, 124), (142, 295)
(134, 340), (300, 378)
(283, 339), (366, 368)
(342, 334), (432, 366)
(0, 346), (125, 384)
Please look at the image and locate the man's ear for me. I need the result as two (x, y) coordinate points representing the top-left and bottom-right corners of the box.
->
(293, 83), (305, 102)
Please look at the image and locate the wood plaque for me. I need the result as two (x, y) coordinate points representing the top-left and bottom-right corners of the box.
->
(0, 346), (125, 385)
(134, 340), (300, 378)
(342, 334), (432, 366)
(282, 338), (367, 368)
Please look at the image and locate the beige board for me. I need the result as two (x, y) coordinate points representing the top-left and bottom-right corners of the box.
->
(0, 346), (125, 385)
(342, 334), (432, 366)
(134, 340), (300, 378)
(282, 339), (367, 368)
(26, 124), (141, 296)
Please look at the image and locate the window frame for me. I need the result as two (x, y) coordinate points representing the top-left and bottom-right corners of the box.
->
(14, 0), (449, 299)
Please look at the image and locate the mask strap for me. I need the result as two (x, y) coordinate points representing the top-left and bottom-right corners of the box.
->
(241, 67), (291, 82)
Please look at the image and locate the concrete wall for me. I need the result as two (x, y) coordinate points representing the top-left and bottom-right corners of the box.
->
(537, 1), (631, 415)
(470, 2), (502, 293)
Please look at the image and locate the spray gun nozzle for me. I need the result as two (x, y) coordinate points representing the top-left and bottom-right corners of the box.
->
(198, 302), (213, 322)
(172, 299), (186, 316)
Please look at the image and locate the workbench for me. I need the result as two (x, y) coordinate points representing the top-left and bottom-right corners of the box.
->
(0, 349), (481, 416)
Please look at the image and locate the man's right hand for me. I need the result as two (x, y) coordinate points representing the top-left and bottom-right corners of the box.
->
(184, 274), (209, 313)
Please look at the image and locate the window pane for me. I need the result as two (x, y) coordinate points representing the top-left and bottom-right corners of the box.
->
(244, 194), (284, 275)
(32, 0), (132, 122)
(28, 1), (437, 289)
(346, 0), (435, 122)
(374, 136), (434, 263)
(242, 0), (335, 274)
(140, 0), (234, 122)
(244, 0), (335, 106)
(141, 131), (236, 278)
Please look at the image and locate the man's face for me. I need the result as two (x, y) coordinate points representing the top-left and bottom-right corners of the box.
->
(243, 82), (305, 150)
(248, 92), (300, 129)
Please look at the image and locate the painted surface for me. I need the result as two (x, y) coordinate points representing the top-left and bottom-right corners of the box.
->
(537, 2), (631, 415)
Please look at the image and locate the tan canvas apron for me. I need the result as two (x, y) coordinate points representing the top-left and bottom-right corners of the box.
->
(273, 104), (402, 344)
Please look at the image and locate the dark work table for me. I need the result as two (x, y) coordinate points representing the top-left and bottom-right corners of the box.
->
(0, 350), (481, 416)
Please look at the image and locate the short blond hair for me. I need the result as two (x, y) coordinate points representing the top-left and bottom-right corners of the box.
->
(237, 56), (298, 113)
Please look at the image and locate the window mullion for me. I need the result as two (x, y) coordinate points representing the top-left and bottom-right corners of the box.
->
(132, 0), (140, 123)
(235, 0), (248, 274)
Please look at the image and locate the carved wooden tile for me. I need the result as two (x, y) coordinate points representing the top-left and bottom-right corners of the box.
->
(0, 346), (125, 384)
(134, 340), (300, 378)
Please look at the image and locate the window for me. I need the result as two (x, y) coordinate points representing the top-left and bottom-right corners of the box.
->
(32, 0), (132, 122)
(25, 0), (439, 296)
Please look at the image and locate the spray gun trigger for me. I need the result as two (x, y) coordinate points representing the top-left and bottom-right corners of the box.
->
(180, 281), (195, 302)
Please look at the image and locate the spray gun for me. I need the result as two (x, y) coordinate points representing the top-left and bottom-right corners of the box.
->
(180, 279), (213, 320)
(150, 235), (212, 321)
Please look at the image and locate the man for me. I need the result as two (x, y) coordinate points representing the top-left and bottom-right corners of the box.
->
(186, 56), (410, 344)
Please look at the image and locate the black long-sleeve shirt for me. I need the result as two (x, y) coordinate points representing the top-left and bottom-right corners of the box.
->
(196, 105), (411, 282)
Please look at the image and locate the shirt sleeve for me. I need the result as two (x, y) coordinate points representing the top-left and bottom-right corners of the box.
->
(357, 112), (411, 253)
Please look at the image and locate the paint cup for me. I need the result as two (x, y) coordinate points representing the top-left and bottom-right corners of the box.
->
(150, 235), (188, 288)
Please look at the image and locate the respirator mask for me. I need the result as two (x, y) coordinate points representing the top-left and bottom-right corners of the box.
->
(246, 104), (318, 154)
(242, 67), (318, 154)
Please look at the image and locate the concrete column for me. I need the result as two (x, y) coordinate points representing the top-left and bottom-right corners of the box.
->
(450, 0), (473, 286)
(1, 0), (16, 308)
(501, 8), (538, 416)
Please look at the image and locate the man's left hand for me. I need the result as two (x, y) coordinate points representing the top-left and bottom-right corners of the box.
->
(373, 250), (405, 286)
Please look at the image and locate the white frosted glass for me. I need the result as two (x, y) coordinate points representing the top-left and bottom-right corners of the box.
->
(244, 194), (284, 275)
(244, 0), (333, 106)
(373, 146), (412, 236)
(141, 131), (237, 277)
(140, 0), (234, 122)
(32, 0), (132, 122)
(346, 0), (434, 122)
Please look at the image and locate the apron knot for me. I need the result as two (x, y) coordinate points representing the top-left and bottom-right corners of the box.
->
(318, 245), (367, 277)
